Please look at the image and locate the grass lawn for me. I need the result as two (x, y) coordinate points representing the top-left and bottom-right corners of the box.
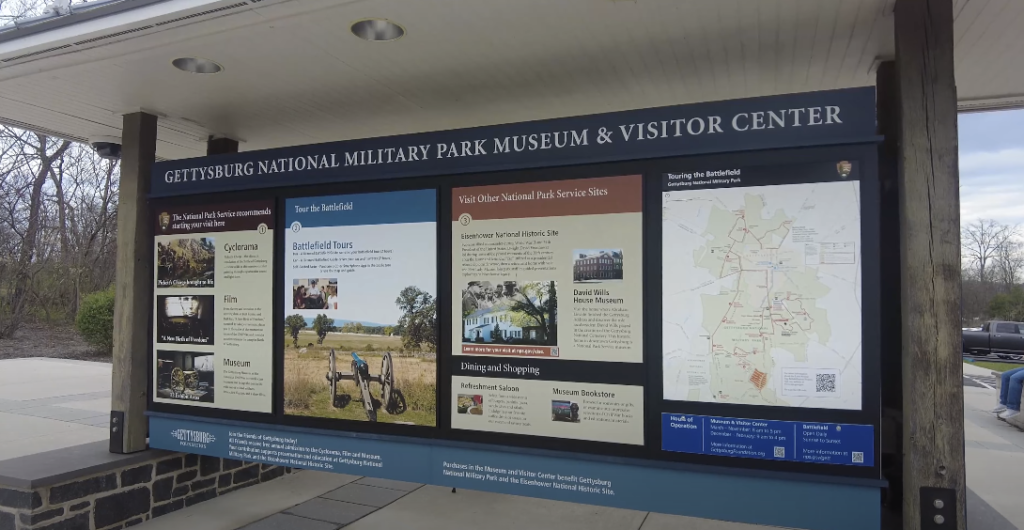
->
(966, 360), (1021, 373)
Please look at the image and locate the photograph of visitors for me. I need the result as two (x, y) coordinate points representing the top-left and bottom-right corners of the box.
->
(572, 249), (624, 283)
(156, 238), (216, 288)
(461, 280), (557, 345)
(156, 350), (215, 403)
(292, 278), (338, 310)
(156, 295), (215, 345)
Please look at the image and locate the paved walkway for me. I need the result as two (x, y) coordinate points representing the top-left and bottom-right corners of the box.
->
(963, 361), (1024, 529)
(0, 358), (111, 461)
(136, 470), (777, 530)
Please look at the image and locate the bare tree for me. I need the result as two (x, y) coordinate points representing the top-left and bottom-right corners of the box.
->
(994, 233), (1024, 290)
(0, 126), (117, 339)
(962, 219), (1013, 284)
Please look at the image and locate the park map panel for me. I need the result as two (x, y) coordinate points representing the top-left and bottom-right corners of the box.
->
(661, 162), (863, 411)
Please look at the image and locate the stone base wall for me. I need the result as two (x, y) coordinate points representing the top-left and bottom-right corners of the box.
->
(0, 454), (291, 530)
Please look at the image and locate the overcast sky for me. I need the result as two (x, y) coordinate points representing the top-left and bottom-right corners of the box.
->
(959, 109), (1024, 226)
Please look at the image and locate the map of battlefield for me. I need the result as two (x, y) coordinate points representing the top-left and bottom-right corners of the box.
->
(662, 180), (862, 410)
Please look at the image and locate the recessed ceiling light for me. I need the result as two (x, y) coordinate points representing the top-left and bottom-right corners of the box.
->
(172, 57), (223, 74)
(350, 19), (404, 42)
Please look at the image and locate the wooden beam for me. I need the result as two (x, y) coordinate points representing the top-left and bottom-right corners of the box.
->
(894, 0), (965, 528)
(207, 136), (239, 156)
(111, 112), (157, 454)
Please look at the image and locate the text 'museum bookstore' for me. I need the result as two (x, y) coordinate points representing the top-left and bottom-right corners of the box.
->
(148, 87), (883, 530)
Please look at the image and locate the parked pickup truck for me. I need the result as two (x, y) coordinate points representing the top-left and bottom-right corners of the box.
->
(963, 321), (1024, 360)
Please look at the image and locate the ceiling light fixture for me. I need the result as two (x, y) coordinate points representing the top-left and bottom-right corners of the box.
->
(350, 19), (405, 42)
(172, 57), (223, 74)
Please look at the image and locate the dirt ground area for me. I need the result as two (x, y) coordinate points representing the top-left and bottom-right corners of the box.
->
(0, 324), (110, 362)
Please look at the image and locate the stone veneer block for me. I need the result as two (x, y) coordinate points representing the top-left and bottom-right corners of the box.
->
(184, 487), (218, 507)
(34, 513), (89, 530)
(19, 507), (64, 526)
(48, 474), (117, 504)
(93, 487), (151, 529)
(151, 499), (184, 518)
(191, 477), (216, 491)
(233, 466), (259, 485)
(222, 459), (243, 471)
(199, 456), (220, 477)
(120, 464), (153, 488)
(152, 477), (174, 503)
(155, 457), (182, 476)
(0, 487), (42, 510)
(176, 470), (198, 484)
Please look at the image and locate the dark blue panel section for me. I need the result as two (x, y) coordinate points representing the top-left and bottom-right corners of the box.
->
(151, 87), (877, 197)
(285, 189), (436, 227)
(662, 413), (874, 467)
(150, 416), (431, 482)
(150, 416), (880, 530)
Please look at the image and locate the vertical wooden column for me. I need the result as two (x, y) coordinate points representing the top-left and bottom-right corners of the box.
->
(111, 112), (158, 454)
(207, 136), (239, 156)
(894, 0), (965, 528)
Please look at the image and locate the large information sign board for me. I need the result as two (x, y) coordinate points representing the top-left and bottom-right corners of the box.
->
(661, 162), (863, 411)
(282, 190), (437, 426)
(152, 202), (275, 413)
(451, 175), (644, 445)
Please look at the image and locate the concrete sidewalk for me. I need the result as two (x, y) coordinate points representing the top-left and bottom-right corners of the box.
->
(963, 362), (1024, 529)
(0, 358), (111, 461)
(136, 470), (778, 530)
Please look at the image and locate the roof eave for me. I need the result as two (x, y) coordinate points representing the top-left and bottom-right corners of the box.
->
(0, 0), (166, 46)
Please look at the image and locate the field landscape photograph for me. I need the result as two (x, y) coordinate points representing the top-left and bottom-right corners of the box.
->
(283, 286), (437, 426)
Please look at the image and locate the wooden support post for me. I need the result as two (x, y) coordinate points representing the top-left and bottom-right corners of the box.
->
(894, 0), (965, 528)
(207, 136), (239, 156)
(111, 112), (158, 454)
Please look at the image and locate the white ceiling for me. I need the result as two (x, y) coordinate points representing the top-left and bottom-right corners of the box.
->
(0, 0), (1015, 160)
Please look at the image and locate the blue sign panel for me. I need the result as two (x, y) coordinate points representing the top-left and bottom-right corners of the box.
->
(149, 415), (881, 530)
(151, 87), (876, 197)
(662, 413), (874, 467)
(285, 189), (436, 228)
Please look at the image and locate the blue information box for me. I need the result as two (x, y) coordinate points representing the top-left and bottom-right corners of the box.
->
(661, 413), (874, 467)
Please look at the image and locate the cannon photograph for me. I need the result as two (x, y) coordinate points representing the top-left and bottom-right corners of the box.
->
(324, 349), (407, 422)
(156, 350), (214, 403)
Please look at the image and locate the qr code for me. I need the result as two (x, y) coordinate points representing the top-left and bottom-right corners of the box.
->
(852, 452), (864, 464)
(774, 446), (785, 458)
(815, 373), (837, 393)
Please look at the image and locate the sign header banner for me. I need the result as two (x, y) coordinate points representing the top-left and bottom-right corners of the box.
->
(151, 88), (876, 197)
